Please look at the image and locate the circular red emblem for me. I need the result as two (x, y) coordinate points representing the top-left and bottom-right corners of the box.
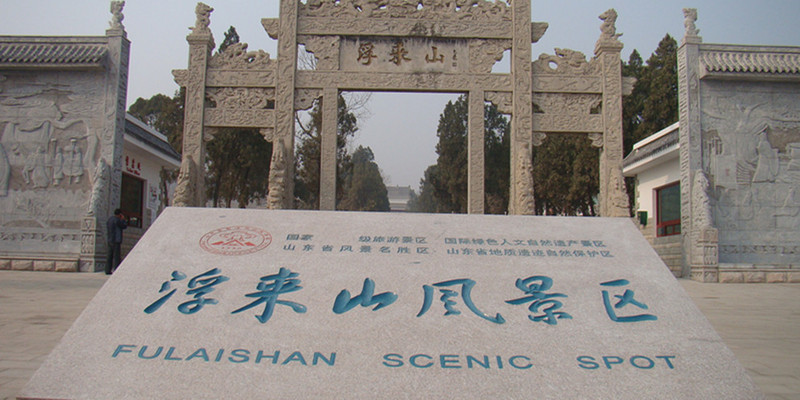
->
(199, 226), (272, 256)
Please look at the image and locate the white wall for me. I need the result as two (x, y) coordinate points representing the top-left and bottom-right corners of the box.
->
(634, 154), (680, 223)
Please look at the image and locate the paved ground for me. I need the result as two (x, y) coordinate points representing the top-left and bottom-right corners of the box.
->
(0, 270), (798, 399)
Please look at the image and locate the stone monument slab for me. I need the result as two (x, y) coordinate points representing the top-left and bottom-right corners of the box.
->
(21, 208), (762, 399)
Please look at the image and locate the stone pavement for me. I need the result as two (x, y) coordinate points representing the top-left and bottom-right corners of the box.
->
(0, 270), (797, 400)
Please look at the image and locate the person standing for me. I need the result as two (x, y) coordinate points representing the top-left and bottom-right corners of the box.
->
(106, 208), (127, 275)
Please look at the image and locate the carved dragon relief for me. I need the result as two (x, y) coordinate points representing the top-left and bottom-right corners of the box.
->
(469, 39), (511, 74)
(485, 91), (512, 114)
(206, 87), (274, 110)
(299, 0), (512, 22)
(532, 48), (599, 76)
(295, 89), (322, 111)
(298, 35), (341, 71)
(208, 42), (274, 70)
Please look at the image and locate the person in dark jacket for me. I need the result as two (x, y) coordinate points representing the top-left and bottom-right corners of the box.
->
(105, 208), (127, 275)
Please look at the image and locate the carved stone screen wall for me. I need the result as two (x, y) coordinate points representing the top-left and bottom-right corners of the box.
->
(173, 0), (633, 216)
(678, 11), (800, 282)
(0, 9), (129, 272)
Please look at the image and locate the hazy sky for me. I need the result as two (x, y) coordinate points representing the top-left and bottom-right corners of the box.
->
(2, 0), (799, 188)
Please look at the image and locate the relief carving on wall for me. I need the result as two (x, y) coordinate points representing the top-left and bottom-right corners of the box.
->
(299, 0), (511, 21)
(701, 90), (800, 236)
(531, 92), (603, 133)
(1, 121), (91, 191)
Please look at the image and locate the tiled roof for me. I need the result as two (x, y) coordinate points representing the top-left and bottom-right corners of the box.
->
(700, 50), (800, 75)
(125, 116), (181, 164)
(0, 42), (107, 67)
(623, 128), (679, 168)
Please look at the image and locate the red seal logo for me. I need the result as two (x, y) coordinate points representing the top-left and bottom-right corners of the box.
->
(199, 226), (272, 256)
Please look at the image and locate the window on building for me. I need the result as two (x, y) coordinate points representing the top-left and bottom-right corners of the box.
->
(655, 182), (680, 237)
(120, 173), (144, 228)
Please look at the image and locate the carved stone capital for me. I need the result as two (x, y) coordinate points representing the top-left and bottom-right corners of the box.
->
(295, 88), (321, 111)
(532, 132), (547, 147)
(588, 133), (603, 148)
(485, 91), (512, 114)
(172, 69), (189, 87)
(262, 18), (280, 40)
(531, 22), (548, 43)
(298, 35), (340, 71)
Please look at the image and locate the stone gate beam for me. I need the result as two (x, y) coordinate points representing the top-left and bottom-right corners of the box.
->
(320, 87), (338, 210)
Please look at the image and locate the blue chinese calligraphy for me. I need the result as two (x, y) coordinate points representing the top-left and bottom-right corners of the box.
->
(600, 279), (658, 323)
(232, 267), (307, 323)
(506, 276), (572, 325)
(417, 279), (505, 324)
(144, 269), (229, 314)
(333, 278), (398, 314)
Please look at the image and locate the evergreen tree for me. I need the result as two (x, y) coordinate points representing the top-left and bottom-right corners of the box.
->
(531, 135), (598, 216)
(338, 146), (390, 211)
(433, 96), (469, 213)
(294, 94), (359, 209)
(622, 35), (679, 215)
(484, 101), (510, 214)
(413, 95), (511, 214)
(409, 165), (441, 213)
(128, 91), (184, 152)
(218, 26), (240, 54)
(204, 26), (272, 208)
(627, 34), (679, 149)
(206, 130), (272, 208)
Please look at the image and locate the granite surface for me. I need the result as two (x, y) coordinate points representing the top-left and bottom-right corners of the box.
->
(20, 208), (762, 399)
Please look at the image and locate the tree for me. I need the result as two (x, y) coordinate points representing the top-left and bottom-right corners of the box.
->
(206, 129), (272, 208)
(294, 94), (359, 209)
(204, 26), (273, 208)
(432, 96), (469, 213)
(412, 95), (511, 214)
(530, 135), (598, 216)
(218, 26), (240, 54)
(484, 101), (510, 214)
(624, 34), (679, 151)
(128, 91), (184, 152)
(338, 146), (390, 211)
(409, 165), (444, 213)
(622, 35), (679, 215)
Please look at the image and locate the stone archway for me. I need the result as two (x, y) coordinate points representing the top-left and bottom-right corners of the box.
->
(173, 0), (632, 216)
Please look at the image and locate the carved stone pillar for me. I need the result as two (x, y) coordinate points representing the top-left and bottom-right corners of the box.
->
(80, 22), (129, 272)
(175, 26), (214, 207)
(271, 0), (299, 209)
(678, 23), (703, 277)
(320, 87), (338, 210)
(468, 89), (485, 214)
(594, 14), (628, 218)
(509, 0), (533, 215)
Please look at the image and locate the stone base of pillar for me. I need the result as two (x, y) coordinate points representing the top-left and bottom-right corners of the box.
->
(80, 215), (104, 272)
(690, 227), (718, 282)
